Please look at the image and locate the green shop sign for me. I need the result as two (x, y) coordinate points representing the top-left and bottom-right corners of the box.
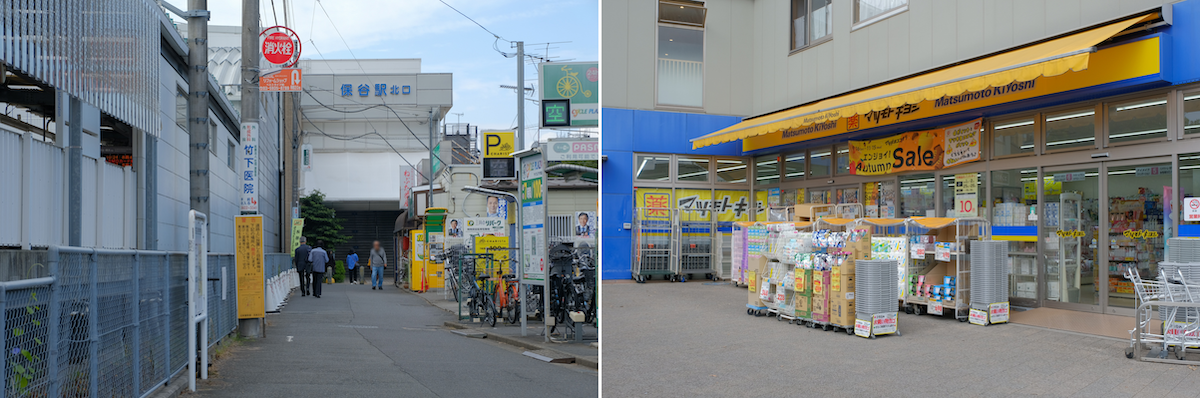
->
(539, 62), (598, 128)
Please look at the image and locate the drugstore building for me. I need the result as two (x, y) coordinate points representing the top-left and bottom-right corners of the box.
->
(602, 0), (1200, 316)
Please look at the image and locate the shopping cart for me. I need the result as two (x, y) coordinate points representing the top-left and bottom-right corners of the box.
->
(633, 207), (676, 283)
(1127, 267), (1200, 363)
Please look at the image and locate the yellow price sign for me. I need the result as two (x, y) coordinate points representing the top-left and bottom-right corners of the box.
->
(748, 271), (757, 291)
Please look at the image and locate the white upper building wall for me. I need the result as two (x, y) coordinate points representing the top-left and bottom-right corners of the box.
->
(602, 0), (1176, 118)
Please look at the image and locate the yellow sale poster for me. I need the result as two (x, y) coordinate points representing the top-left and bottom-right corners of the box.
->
(848, 118), (981, 175)
(235, 215), (265, 319)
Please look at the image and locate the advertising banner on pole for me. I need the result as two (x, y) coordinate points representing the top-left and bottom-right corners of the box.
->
(289, 218), (305, 255)
(539, 62), (598, 127)
(240, 123), (260, 213)
(399, 166), (416, 208)
(519, 152), (547, 282)
(235, 215), (265, 319)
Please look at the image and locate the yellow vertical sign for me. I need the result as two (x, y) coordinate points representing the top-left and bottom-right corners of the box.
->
(289, 218), (305, 254)
(236, 215), (265, 319)
(410, 231), (426, 290)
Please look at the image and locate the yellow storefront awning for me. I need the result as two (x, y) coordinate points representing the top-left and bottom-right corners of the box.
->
(692, 13), (1157, 150)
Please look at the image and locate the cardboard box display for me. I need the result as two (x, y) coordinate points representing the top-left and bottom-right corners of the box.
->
(832, 266), (855, 293)
(811, 270), (831, 322)
(830, 298), (856, 326)
(795, 269), (813, 296)
(794, 295), (811, 318)
(793, 204), (832, 221)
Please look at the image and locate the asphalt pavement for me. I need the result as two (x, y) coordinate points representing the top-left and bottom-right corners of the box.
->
(602, 280), (1200, 397)
(195, 282), (597, 397)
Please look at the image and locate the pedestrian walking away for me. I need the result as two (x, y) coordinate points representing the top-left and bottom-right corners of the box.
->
(370, 240), (387, 290)
(346, 248), (359, 284)
(294, 237), (313, 296)
(309, 240), (330, 298)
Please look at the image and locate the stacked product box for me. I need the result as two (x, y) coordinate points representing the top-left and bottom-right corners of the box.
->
(794, 266), (813, 318)
(811, 269), (831, 324)
(830, 231), (869, 328)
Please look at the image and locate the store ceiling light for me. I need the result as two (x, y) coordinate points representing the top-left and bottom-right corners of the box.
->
(1046, 137), (1095, 146)
(995, 120), (1034, 129)
(1185, 94), (1200, 101)
(1108, 128), (1167, 139)
(1046, 111), (1094, 122)
(1115, 99), (1167, 112)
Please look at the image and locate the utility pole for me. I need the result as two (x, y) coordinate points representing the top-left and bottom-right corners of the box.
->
(516, 41), (524, 151)
(239, 0), (264, 339)
(187, 0), (211, 221)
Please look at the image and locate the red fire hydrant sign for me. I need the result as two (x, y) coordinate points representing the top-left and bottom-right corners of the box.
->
(259, 26), (301, 67)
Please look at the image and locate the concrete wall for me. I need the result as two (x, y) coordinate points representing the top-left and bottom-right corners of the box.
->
(602, 0), (1176, 117)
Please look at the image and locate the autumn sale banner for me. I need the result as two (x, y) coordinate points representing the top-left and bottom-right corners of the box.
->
(848, 118), (981, 176)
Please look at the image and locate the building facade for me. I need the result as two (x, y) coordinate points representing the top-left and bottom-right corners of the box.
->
(602, 0), (1200, 317)
(1, 3), (284, 254)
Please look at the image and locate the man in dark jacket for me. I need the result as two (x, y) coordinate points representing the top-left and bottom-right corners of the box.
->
(294, 237), (313, 296)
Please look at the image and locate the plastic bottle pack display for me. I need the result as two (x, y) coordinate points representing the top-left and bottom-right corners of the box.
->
(774, 232), (813, 263)
(794, 252), (850, 271)
(747, 226), (770, 258)
(811, 229), (866, 249)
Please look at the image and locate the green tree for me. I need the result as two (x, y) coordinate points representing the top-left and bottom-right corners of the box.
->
(300, 190), (350, 248)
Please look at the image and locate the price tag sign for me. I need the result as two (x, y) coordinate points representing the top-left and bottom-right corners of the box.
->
(911, 245), (926, 259)
(775, 288), (786, 303)
(935, 243), (951, 262)
(872, 312), (898, 335)
(955, 194), (977, 216)
(929, 301), (944, 315)
(795, 271), (806, 292)
(989, 302), (1010, 324)
(854, 318), (872, 338)
(969, 308), (988, 325)
(748, 271), (756, 291)
(759, 282), (771, 301)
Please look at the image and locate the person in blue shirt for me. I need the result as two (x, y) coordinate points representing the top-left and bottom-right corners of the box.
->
(346, 249), (360, 285)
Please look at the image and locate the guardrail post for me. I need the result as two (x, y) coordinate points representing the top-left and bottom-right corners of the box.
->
(47, 247), (60, 398)
(88, 249), (99, 396)
(132, 252), (141, 395)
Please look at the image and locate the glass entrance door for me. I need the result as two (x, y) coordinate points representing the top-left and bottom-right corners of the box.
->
(1104, 159), (1170, 313)
(1043, 165), (1100, 311)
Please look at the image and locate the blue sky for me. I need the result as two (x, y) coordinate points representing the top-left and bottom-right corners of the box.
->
(166, 0), (598, 147)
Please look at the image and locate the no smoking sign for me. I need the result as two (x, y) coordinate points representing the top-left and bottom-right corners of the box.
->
(1185, 197), (1200, 221)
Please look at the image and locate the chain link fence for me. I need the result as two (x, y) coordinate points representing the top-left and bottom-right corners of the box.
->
(0, 247), (288, 397)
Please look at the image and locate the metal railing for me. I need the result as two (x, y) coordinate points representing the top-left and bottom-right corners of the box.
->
(0, 247), (288, 397)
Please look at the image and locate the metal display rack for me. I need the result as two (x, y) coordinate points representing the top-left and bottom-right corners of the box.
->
(901, 217), (991, 322)
(676, 207), (716, 282)
(633, 207), (676, 283)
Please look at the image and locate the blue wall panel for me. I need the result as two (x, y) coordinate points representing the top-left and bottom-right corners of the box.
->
(601, 108), (744, 279)
(1168, 0), (1200, 85)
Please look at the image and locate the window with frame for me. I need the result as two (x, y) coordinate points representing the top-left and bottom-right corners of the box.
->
(715, 158), (747, 183)
(227, 141), (236, 170)
(992, 117), (1036, 158)
(854, 0), (907, 24)
(209, 121), (219, 154)
(658, 1), (706, 108)
(175, 88), (188, 130)
(677, 156), (710, 182)
(834, 144), (850, 175)
(1044, 108), (1095, 152)
(755, 155), (780, 185)
(809, 148), (831, 177)
(1186, 93), (1200, 136)
(1108, 96), (1167, 144)
(636, 154), (672, 181)
(791, 0), (832, 51)
(784, 152), (806, 179)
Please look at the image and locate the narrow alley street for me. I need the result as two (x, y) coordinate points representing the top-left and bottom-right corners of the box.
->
(195, 283), (597, 397)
